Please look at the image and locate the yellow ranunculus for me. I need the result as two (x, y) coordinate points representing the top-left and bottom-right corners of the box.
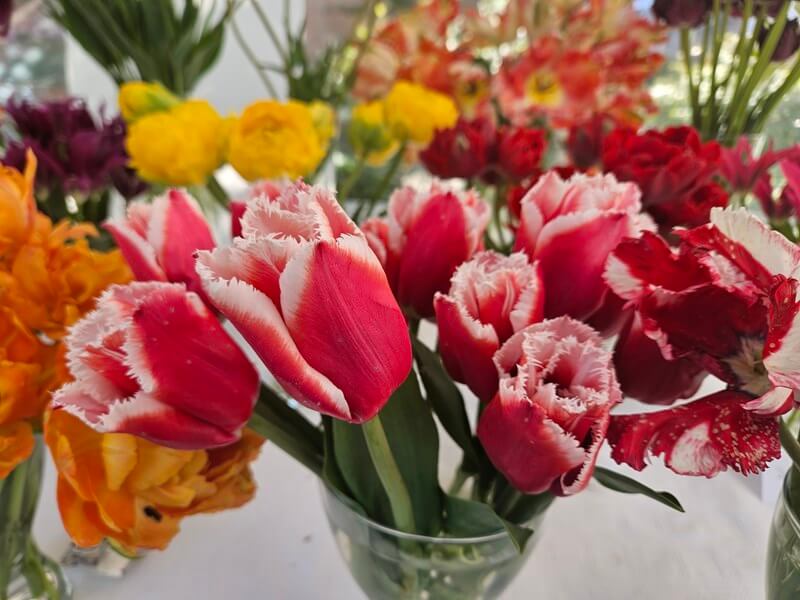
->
(348, 101), (397, 165)
(126, 100), (228, 186)
(227, 99), (326, 181)
(118, 81), (180, 123)
(309, 101), (336, 147)
(382, 81), (458, 145)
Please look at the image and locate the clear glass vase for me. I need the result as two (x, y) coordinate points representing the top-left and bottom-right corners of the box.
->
(0, 438), (71, 600)
(320, 484), (544, 600)
(767, 468), (800, 600)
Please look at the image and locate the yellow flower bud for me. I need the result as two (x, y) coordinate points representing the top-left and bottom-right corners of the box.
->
(383, 81), (458, 145)
(227, 100), (326, 182)
(309, 101), (336, 146)
(348, 101), (396, 165)
(118, 81), (180, 123)
(126, 100), (228, 186)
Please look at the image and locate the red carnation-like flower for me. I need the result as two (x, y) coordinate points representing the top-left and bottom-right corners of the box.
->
(496, 126), (547, 182)
(420, 117), (495, 180)
(602, 125), (724, 228)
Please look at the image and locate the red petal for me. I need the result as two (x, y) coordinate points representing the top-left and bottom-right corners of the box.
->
(103, 219), (167, 283)
(764, 277), (800, 389)
(280, 236), (413, 423)
(607, 390), (780, 477)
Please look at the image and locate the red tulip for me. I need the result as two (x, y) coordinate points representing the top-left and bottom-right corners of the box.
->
(52, 282), (260, 450)
(104, 189), (215, 297)
(497, 126), (547, 182)
(513, 171), (650, 321)
(607, 391), (781, 477)
(434, 251), (543, 402)
(477, 317), (621, 496)
(363, 181), (490, 317)
(197, 181), (412, 424)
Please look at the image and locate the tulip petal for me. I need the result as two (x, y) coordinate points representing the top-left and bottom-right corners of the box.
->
(536, 210), (636, 320)
(103, 219), (167, 283)
(744, 386), (794, 416)
(147, 190), (216, 294)
(280, 235), (413, 422)
(122, 284), (259, 431)
(434, 294), (500, 402)
(607, 390), (780, 477)
(764, 277), (800, 389)
(197, 252), (352, 420)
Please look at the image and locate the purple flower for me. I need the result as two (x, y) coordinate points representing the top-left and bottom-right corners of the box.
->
(2, 97), (147, 199)
(0, 0), (11, 37)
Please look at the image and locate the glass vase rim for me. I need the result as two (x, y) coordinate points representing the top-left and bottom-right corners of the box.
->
(320, 480), (532, 545)
(782, 468), (800, 536)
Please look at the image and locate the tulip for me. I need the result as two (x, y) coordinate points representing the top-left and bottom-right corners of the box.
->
(363, 181), (490, 317)
(434, 251), (544, 402)
(605, 207), (800, 417)
(52, 282), (260, 450)
(196, 181), (412, 424)
(496, 126), (547, 182)
(104, 189), (215, 297)
(420, 117), (495, 180)
(607, 391), (781, 477)
(477, 317), (621, 496)
(231, 180), (288, 238)
(513, 171), (647, 321)
(652, 0), (711, 28)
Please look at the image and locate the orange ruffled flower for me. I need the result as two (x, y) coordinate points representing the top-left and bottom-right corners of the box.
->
(46, 410), (264, 552)
(0, 152), (131, 477)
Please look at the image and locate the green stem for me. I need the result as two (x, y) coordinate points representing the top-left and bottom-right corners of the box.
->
(495, 487), (523, 519)
(780, 418), (800, 468)
(206, 174), (230, 209)
(228, 3), (280, 97)
(339, 154), (368, 205)
(701, 0), (729, 137)
(447, 467), (470, 496)
(249, 0), (289, 63)
(361, 415), (416, 533)
(247, 411), (323, 476)
(750, 51), (800, 133)
(680, 28), (700, 125)
(368, 139), (408, 202)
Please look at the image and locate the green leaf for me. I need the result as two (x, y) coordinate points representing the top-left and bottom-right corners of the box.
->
(593, 467), (685, 513)
(412, 338), (482, 472)
(331, 371), (443, 535)
(443, 495), (534, 553)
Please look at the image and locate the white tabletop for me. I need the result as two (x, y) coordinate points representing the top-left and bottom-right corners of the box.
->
(33, 443), (773, 600)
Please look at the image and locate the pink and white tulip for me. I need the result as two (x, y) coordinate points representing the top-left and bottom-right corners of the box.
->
(477, 317), (621, 496)
(52, 282), (260, 450)
(363, 181), (490, 317)
(433, 251), (543, 402)
(231, 180), (289, 238)
(607, 391), (781, 477)
(513, 171), (649, 321)
(104, 189), (215, 297)
(197, 181), (412, 424)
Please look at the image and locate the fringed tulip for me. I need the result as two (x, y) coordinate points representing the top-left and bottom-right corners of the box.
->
(52, 282), (260, 450)
(231, 180), (289, 238)
(434, 251), (544, 402)
(606, 207), (800, 415)
(607, 391), (781, 477)
(477, 317), (621, 496)
(513, 171), (649, 321)
(105, 189), (215, 297)
(364, 181), (490, 317)
(197, 181), (412, 424)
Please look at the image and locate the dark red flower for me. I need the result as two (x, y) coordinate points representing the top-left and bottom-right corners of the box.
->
(420, 117), (495, 180)
(566, 115), (611, 170)
(652, 0), (711, 28)
(602, 125), (722, 228)
(648, 181), (729, 229)
(759, 19), (800, 62)
(0, 0), (11, 37)
(1, 97), (146, 199)
(496, 126), (547, 182)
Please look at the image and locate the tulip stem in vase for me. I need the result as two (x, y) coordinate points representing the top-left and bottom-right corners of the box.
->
(362, 415), (417, 534)
(339, 152), (368, 207)
(206, 175), (230, 209)
(369, 140), (408, 204)
(779, 419), (800, 469)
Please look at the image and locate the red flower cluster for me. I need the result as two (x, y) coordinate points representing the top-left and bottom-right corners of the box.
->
(602, 126), (727, 229)
(420, 117), (547, 184)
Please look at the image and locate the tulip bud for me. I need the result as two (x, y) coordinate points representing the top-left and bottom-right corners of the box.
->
(364, 182), (491, 317)
(104, 189), (216, 299)
(52, 282), (261, 450)
(477, 318), (621, 496)
(118, 81), (180, 123)
(197, 181), (412, 424)
(434, 252), (544, 402)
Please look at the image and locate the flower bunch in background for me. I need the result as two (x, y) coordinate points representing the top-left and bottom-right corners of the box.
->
(0, 152), (130, 478)
(1, 97), (147, 226)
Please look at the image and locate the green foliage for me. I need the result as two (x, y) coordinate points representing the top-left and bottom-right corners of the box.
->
(593, 467), (685, 513)
(45, 0), (229, 95)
